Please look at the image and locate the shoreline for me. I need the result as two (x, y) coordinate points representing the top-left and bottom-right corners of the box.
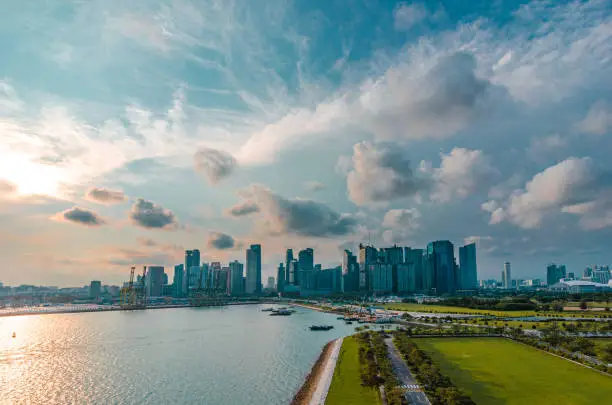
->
(291, 340), (335, 405)
(0, 301), (266, 318)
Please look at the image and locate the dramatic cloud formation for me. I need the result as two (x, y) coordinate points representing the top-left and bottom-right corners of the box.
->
(429, 148), (499, 202)
(194, 148), (237, 184)
(237, 185), (358, 237)
(54, 207), (106, 226)
(381, 208), (421, 244)
(576, 100), (612, 135)
(85, 187), (127, 204)
(129, 198), (177, 229)
(225, 201), (260, 217)
(206, 231), (237, 250)
(346, 142), (427, 206)
(483, 157), (612, 229)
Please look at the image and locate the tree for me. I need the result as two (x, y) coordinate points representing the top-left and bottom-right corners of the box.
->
(602, 343), (612, 364)
(579, 301), (588, 310)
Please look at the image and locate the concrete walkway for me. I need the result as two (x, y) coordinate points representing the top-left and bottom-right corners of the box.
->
(384, 338), (431, 405)
(309, 337), (343, 405)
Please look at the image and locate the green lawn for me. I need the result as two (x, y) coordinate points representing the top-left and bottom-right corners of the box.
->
(383, 302), (537, 317)
(326, 336), (381, 405)
(383, 302), (607, 318)
(414, 338), (612, 405)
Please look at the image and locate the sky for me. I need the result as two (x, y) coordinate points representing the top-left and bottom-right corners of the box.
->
(1, 0), (612, 287)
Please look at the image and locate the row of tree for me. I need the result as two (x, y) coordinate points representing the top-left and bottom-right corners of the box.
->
(393, 333), (475, 405)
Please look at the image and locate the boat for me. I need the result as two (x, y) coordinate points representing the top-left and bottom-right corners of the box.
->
(309, 325), (334, 331)
(270, 309), (292, 316)
(345, 321), (353, 325)
(337, 316), (344, 320)
(261, 307), (275, 312)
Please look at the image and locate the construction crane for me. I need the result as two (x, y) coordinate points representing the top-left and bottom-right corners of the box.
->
(120, 266), (146, 309)
(190, 267), (228, 307)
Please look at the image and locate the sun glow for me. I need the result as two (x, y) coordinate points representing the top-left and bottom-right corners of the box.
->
(0, 154), (65, 197)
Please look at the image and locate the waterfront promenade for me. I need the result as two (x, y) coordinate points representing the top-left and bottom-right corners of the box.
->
(309, 338), (343, 405)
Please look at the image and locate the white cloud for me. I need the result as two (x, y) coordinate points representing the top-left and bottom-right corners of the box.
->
(393, 3), (429, 31)
(381, 208), (420, 244)
(575, 99), (612, 135)
(346, 142), (427, 206)
(484, 157), (612, 229)
(429, 148), (498, 203)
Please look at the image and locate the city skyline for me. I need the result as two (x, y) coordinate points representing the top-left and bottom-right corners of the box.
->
(2, 0), (612, 287)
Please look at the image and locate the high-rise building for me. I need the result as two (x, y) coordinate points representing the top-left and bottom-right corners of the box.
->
(502, 262), (512, 289)
(546, 263), (566, 286)
(288, 260), (299, 288)
(396, 263), (417, 294)
(403, 248), (424, 291)
(342, 250), (359, 292)
(298, 248), (314, 290)
(285, 249), (294, 284)
(229, 260), (244, 296)
(146, 266), (165, 297)
(276, 263), (285, 293)
(458, 243), (478, 290)
(426, 241), (456, 295)
(266, 276), (275, 290)
(592, 267), (611, 284)
(246, 244), (262, 294)
(173, 264), (184, 297)
(89, 280), (101, 299)
(368, 263), (394, 293)
(359, 244), (378, 291)
(184, 250), (200, 293)
(380, 246), (403, 265)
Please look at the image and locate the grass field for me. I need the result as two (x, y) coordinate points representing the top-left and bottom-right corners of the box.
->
(383, 302), (607, 318)
(413, 338), (612, 405)
(383, 302), (537, 317)
(326, 336), (381, 405)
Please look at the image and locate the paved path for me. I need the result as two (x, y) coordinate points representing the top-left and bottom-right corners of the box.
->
(384, 338), (431, 405)
(309, 338), (343, 405)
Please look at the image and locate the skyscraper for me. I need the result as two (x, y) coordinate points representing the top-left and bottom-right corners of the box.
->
(173, 264), (184, 297)
(546, 263), (566, 286)
(229, 260), (244, 296)
(285, 249), (294, 284)
(266, 276), (275, 290)
(184, 249), (200, 294)
(146, 266), (165, 297)
(298, 248), (314, 290)
(342, 249), (359, 292)
(458, 243), (478, 290)
(89, 280), (101, 299)
(276, 263), (285, 293)
(503, 262), (512, 289)
(358, 244), (378, 291)
(403, 248), (424, 291)
(246, 244), (262, 294)
(426, 241), (456, 295)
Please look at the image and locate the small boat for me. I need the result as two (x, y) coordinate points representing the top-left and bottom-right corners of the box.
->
(345, 321), (353, 325)
(309, 325), (334, 331)
(337, 316), (344, 320)
(261, 307), (275, 312)
(12, 332), (16, 338)
(270, 309), (292, 316)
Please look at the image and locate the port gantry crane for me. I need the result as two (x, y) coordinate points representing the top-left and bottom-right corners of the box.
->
(120, 266), (147, 309)
(189, 267), (228, 307)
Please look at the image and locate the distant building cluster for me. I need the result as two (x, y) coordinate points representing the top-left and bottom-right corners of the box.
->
(277, 241), (478, 297)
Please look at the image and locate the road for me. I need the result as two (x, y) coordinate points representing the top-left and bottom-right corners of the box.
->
(384, 338), (431, 405)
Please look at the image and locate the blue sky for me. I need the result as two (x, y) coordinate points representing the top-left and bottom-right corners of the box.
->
(1, 0), (612, 286)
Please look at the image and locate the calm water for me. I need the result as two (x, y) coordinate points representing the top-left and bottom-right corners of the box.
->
(0, 305), (359, 404)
